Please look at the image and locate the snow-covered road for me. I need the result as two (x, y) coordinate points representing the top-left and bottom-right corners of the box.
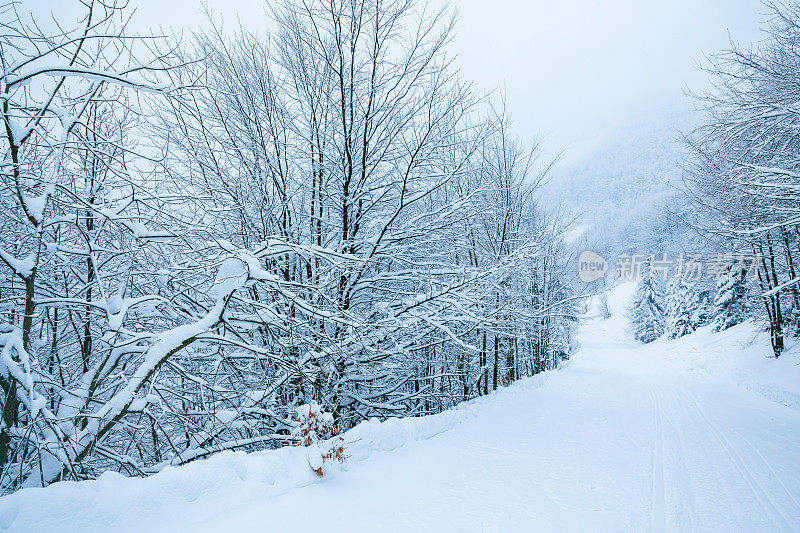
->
(186, 288), (800, 532)
(3, 286), (800, 532)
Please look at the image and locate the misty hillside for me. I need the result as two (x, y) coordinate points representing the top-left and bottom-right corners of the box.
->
(544, 110), (701, 257)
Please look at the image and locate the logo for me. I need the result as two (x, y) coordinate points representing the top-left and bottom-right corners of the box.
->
(578, 250), (608, 283)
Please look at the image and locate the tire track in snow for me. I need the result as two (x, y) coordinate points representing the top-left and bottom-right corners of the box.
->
(659, 388), (697, 532)
(731, 427), (800, 513)
(649, 390), (666, 533)
(685, 390), (797, 532)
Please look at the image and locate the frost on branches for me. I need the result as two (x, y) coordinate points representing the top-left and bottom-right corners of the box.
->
(0, 0), (578, 494)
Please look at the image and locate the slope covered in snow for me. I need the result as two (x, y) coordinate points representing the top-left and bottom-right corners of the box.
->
(2, 284), (800, 532)
(540, 112), (702, 258)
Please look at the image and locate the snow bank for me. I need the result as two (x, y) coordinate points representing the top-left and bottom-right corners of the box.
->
(0, 369), (556, 533)
(607, 281), (800, 412)
(651, 321), (800, 411)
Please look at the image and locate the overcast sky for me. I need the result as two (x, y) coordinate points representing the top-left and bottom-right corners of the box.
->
(28, 0), (766, 158)
(450, 0), (765, 155)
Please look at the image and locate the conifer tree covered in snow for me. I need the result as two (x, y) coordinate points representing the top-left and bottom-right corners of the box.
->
(629, 273), (666, 343)
(666, 280), (692, 338)
(665, 279), (701, 339)
(713, 264), (751, 332)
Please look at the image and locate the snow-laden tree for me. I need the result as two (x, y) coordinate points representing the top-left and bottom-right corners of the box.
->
(629, 272), (666, 343)
(0, 0), (579, 493)
(0, 0), (186, 489)
(713, 265), (751, 331)
(665, 279), (701, 338)
(686, 2), (800, 356)
(156, 0), (578, 426)
(159, 0), (486, 423)
(0, 0), (357, 492)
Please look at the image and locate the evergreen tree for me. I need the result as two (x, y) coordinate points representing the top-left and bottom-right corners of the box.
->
(693, 283), (715, 328)
(629, 272), (666, 343)
(713, 264), (750, 331)
(665, 279), (705, 338)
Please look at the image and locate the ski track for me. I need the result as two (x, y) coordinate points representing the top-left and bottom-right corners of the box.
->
(661, 390), (697, 532)
(734, 427), (800, 512)
(649, 390), (666, 533)
(684, 390), (796, 531)
(2, 287), (800, 532)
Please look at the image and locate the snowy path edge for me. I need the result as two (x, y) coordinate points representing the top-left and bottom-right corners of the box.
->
(0, 364), (563, 532)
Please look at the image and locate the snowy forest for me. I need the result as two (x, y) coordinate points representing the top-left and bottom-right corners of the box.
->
(0, 0), (579, 492)
(2, 1), (800, 531)
(626, 2), (800, 358)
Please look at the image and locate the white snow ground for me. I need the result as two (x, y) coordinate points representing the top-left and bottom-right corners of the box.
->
(2, 283), (800, 532)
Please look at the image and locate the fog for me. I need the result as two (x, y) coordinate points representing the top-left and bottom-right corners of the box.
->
(25, 0), (764, 157)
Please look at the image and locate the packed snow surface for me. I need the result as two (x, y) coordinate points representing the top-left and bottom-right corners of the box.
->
(2, 283), (800, 532)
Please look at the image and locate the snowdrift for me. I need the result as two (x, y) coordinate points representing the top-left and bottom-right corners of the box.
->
(0, 369), (555, 532)
(647, 320), (800, 411)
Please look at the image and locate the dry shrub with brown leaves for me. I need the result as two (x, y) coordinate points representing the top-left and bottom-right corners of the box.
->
(292, 402), (346, 476)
